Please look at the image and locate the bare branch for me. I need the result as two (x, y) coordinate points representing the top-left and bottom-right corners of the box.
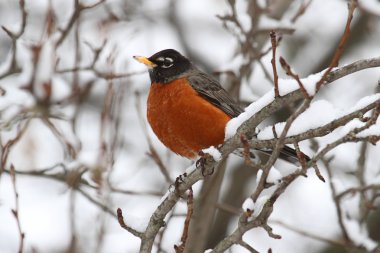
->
(0, 0), (27, 79)
(279, 56), (311, 99)
(117, 208), (144, 238)
(174, 188), (193, 253)
(270, 31), (280, 98)
(252, 99), (311, 202)
(247, 98), (379, 150)
(10, 165), (25, 253)
(315, 0), (357, 92)
(323, 158), (351, 244)
(56, 0), (106, 46)
(291, 0), (313, 23)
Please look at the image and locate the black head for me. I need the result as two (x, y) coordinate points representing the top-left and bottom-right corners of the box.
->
(134, 49), (192, 84)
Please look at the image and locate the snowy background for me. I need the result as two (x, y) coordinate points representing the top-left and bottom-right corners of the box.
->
(0, 0), (380, 252)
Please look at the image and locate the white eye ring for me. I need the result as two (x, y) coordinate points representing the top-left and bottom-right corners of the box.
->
(165, 57), (173, 63)
(161, 57), (174, 68)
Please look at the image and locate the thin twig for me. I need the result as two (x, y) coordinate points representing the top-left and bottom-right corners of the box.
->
(116, 208), (144, 238)
(323, 159), (351, 244)
(174, 188), (194, 253)
(270, 31), (280, 98)
(252, 100), (311, 202)
(336, 184), (380, 200)
(56, 0), (106, 46)
(0, 0), (27, 79)
(10, 165), (25, 253)
(291, 0), (313, 23)
(315, 0), (357, 92)
(279, 56), (311, 99)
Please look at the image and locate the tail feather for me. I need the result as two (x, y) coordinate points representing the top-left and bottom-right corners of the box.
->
(234, 145), (310, 165)
(259, 145), (310, 165)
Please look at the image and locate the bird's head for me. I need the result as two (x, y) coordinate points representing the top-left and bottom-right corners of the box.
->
(134, 49), (192, 83)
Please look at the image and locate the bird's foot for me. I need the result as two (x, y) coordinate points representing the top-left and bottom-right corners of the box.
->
(174, 172), (188, 190)
(196, 151), (214, 176)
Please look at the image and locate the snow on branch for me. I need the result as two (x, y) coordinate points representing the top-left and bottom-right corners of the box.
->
(136, 54), (380, 252)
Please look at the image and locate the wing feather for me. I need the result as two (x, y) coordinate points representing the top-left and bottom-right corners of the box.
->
(186, 69), (310, 165)
(187, 71), (243, 118)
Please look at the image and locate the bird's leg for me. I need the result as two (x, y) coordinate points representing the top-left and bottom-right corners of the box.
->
(196, 151), (215, 176)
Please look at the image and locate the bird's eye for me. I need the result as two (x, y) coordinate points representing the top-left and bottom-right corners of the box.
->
(157, 57), (174, 69)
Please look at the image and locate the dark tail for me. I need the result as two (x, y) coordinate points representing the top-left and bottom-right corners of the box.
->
(234, 145), (310, 165)
(260, 145), (311, 165)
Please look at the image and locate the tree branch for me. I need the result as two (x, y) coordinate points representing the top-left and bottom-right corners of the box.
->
(136, 55), (380, 252)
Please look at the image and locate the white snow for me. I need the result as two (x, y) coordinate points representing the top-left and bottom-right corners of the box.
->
(120, 213), (149, 233)
(225, 71), (326, 139)
(256, 169), (263, 184)
(252, 195), (270, 217)
(339, 119), (365, 136)
(160, 190), (171, 203)
(202, 146), (222, 161)
(257, 94), (380, 140)
(357, 117), (380, 137)
(185, 163), (197, 174)
(348, 93), (380, 113)
(267, 166), (282, 184)
(256, 167), (282, 184)
(258, 99), (341, 140)
(225, 91), (274, 139)
(242, 197), (255, 211)
(278, 71), (325, 96)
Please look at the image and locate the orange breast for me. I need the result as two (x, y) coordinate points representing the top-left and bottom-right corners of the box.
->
(147, 78), (230, 159)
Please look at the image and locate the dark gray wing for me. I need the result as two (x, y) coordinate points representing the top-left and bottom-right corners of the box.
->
(187, 70), (310, 165)
(187, 71), (243, 118)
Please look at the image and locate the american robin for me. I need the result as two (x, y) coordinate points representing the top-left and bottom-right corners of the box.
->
(134, 49), (308, 164)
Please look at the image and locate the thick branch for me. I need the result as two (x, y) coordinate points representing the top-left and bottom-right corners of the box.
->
(137, 56), (380, 252)
(247, 99), (379, 150)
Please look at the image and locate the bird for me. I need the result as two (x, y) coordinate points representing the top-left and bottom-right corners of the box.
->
(134, 49), (308, 164)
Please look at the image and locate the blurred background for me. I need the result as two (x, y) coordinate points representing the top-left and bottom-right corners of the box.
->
(0, 0), (380, 252)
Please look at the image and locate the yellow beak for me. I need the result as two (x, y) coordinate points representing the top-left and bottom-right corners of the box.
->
(133, 56), (157, 68)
